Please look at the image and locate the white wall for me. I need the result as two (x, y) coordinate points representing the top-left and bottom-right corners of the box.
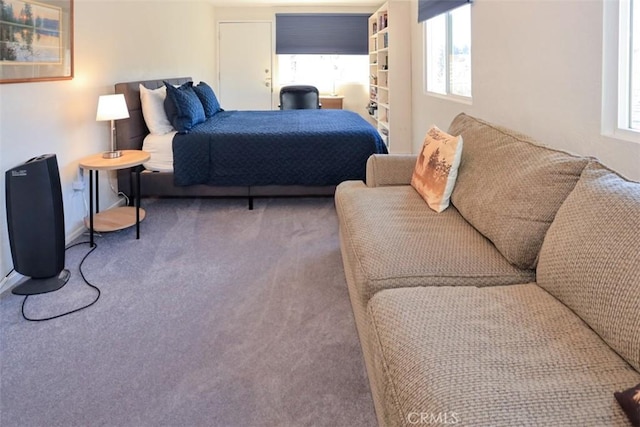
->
(411, 0), (640, 181)
(0, 1), (217, 282)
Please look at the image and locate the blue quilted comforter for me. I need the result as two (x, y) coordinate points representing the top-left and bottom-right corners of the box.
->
(172, 109), (387, 186)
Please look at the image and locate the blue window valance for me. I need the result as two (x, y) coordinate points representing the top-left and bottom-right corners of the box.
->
(418, 0), (472, 22)
(275, 13), (369, 55)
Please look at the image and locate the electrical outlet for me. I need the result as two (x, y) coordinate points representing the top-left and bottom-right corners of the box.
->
(72, 180), (85, 191)
(73, 167), (85, 192)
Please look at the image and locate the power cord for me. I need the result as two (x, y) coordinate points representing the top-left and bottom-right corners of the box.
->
(108, 172), (130, 206)
(21, 241), (101, 322)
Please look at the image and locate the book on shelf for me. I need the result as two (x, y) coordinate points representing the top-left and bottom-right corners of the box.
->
(379, 13), (388, 30)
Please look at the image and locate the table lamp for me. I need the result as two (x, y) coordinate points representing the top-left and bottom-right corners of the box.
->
(96, 94), (129, 159)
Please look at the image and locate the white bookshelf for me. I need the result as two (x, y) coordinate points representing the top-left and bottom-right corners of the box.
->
(368, 1), (412, 153)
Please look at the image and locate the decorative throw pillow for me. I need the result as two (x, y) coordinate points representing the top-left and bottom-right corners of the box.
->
(411, 126), (463, 213)
(193, 81), (222, 118)
(614, 383), (640, 426)
(163, 81), (206, 133)
(139, 84), (174, 135)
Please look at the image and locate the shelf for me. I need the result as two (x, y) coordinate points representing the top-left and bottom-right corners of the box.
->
(84, 206), (146, 232)
(368, 1), (411, 153)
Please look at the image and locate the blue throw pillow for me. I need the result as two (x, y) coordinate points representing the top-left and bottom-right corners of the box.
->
(193, 81), (222, 118)
(164, 81), (206, 133)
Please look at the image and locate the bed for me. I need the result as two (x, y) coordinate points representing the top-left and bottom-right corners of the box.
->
(114, 77), (387, 208)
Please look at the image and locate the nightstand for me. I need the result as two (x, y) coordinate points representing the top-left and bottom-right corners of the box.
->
(79, 150), (150, 247)
(320, 96), (344, 109)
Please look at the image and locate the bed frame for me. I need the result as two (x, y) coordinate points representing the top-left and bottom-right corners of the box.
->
(114, 77), (335, 209)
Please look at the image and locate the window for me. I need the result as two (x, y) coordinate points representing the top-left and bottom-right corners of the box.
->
(275, 13), (370, 95)
(277, 55), (368, 95)
(275, 14), (369, 55)
(424, 4), (471, 99)
(603, 0), (640, 142)
(625, 0), (640, 130)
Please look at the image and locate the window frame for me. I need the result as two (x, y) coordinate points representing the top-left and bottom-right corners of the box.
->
(423, 4), (472, 103)
(602, 0), (640, 143)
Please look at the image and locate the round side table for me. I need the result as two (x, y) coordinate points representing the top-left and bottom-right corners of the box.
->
(79, 150), (150, 246)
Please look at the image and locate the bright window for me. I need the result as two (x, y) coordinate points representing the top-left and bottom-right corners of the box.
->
(277, 55), (368, 95)
(628, 0), (640, 130)
(424, 4), (471, 99)
(604, 0), (640, 142)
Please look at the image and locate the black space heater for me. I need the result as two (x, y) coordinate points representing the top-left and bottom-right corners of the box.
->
(5, 154), (69, 295)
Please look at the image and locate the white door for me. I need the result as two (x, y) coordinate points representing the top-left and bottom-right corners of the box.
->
(218, 22), (273, 110)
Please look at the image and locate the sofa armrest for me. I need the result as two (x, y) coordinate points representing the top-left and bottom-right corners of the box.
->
(366, 154), (417, 187)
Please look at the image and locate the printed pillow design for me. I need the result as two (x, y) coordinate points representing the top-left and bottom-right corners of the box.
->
(411, 126), (463, 213)
(615, 383), (640, 426)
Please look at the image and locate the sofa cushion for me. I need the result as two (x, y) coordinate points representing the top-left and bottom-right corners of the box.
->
(537, 162), (640, 372)
(367, 284), (640, 427)
(411, 126), (463, 213)
(366, 154), (417, 187)
(448, 113), (589, 270)
(335, 181), (535, 323)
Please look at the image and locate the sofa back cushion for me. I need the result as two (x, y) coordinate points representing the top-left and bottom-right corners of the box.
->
(449, 113), (589, 269)
(537, 162), (640, 371)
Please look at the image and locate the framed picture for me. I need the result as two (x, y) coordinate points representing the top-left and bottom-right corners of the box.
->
(0, 0), (73, 84)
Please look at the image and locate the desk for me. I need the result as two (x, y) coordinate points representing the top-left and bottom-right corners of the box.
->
(320, 96), (344, 109)
(79, 150), (150, 247)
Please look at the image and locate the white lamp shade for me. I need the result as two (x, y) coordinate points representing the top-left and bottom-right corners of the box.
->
(96, 94), (130, 121)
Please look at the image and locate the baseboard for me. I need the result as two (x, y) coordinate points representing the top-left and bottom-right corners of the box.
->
(0, 198), (126, 295)
(0, 271), (24, 296)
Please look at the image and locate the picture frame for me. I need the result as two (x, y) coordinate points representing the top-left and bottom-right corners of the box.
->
(0, 0), (73, 84)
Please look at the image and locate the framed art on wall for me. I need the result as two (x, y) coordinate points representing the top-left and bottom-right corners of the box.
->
(0, 0), (73, 84)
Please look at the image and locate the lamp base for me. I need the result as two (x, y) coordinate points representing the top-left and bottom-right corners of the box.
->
(102, 150), (122, 159)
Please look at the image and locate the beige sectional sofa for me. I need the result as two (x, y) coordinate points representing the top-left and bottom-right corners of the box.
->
(335, 113), (640, 426)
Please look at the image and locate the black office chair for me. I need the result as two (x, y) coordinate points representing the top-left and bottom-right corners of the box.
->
(279, 85), (322, 110)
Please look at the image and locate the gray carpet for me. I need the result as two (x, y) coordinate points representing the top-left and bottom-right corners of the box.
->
(0, 197), (376, 427)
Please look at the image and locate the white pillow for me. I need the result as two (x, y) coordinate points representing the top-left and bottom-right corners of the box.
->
(139, 84), (174, 135)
